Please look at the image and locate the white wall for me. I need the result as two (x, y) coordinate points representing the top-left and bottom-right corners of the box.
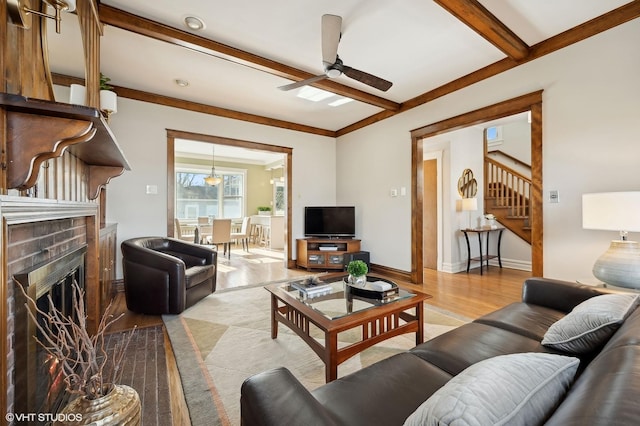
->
(54, 19), (638, 283)
(101, 101), (336, 278)
(336, 19), (640, 281)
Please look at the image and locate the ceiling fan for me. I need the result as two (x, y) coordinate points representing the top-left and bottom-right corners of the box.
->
(278, 14), (393, 92)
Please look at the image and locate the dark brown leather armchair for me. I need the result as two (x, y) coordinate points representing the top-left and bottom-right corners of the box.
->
(121, 237), (217, 314)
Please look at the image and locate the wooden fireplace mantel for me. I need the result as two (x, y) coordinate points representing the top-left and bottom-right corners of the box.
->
(0, 93), (130, 199)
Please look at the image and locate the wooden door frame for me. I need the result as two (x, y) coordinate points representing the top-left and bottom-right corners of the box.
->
(166, 129), (294, 267)
(410, 91), (543, 284)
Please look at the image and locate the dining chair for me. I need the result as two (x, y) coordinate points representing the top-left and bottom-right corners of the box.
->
(209, 218), (232, 258)
(231, 216), (252, 251)
(174, 218), (197, 243)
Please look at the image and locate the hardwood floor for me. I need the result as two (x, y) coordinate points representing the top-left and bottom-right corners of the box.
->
(417, 267), (530, 319)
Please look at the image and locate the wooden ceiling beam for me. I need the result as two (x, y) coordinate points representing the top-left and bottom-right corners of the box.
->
(434, 0), (529, 60)
(52, 73), (336, 138)
(97, 4), (400, 112)
(338, 0), (640, 136)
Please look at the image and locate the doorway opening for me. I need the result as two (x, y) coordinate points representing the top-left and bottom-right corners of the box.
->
(166, 129), (293, 267)
(411, 91), (543, 284)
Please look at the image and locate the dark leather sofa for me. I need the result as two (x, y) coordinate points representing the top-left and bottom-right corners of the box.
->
(241, 278), (640, 425)
(121, 237), (217, 314)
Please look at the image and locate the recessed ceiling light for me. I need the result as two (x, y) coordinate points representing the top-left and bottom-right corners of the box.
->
(175, 79), (189, 87)
(184, 16), (205, 31)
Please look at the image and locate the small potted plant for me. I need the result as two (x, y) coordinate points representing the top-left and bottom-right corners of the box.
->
(347, 260), (368, 287)
(257, 206), (272, 216)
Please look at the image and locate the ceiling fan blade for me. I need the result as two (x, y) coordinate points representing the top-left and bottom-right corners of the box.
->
(278, 74), (328, 91)
(321, 14), (342, 67)
(343, 65), (393, 92)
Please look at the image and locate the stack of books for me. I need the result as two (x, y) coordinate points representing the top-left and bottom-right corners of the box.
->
(291, 278), (332, 299)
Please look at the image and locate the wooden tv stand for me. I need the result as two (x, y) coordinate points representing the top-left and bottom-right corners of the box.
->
(296, 238), (361, 271)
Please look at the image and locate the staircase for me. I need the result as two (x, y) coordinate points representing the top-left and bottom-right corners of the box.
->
(484, 155), (532, 244)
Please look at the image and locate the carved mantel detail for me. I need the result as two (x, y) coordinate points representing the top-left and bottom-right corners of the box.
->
(1, 93), (130, 199)
(7, 112), (96, 190)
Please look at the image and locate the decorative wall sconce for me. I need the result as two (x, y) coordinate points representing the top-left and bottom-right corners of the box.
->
(100, 90), (118, 120)
(269, 167), (285, 184)
(69, 84), (118, 121)
(8, 0), (77, 34)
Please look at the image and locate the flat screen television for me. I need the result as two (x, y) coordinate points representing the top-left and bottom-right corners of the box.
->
(304, 206), (356, 238)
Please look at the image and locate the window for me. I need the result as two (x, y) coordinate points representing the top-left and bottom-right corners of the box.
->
(176, 167), (246, 220)
(486, 126), (503, 142)
(274, 181), (285, 215)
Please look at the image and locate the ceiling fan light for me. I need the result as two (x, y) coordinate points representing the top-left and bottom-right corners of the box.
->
(326, 68), (342, 78)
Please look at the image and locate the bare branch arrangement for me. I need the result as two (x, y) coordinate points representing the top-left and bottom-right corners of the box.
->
(18, 281), (136, 400)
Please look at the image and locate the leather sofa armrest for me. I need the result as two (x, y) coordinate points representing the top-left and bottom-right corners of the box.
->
(522, 277), (604, 313)
(241, 367), (338, 426)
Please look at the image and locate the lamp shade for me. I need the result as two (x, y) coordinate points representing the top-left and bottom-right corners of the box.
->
(461, 197), (478, 212)
(582, 192), (640, 233)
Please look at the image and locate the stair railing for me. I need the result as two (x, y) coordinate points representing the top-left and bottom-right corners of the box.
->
(485, 157), (531, 219)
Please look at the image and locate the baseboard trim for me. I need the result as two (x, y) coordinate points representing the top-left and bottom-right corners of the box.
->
(370, 263), (413, 283)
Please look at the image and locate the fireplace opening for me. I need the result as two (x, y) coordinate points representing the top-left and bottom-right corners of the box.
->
(13, 245), (87, 420)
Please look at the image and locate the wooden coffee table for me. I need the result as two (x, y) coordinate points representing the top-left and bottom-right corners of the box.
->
(265, 274), (431, 382)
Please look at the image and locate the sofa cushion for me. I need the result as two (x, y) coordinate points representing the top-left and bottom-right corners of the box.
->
(542, 293), (640, 353)
(184, 264), (215, 289)
(313, 353), (453, 426)
(410, 322), (551, 376)
(475, 302), (566, 340)
(404, 353), (579, 426)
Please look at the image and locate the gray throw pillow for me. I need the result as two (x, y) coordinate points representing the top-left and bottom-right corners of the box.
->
(542, 293), (640, 353)
(403, 353), (579, 426)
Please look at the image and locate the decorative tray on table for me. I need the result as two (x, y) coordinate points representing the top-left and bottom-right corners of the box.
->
(344, 277), (399, 300)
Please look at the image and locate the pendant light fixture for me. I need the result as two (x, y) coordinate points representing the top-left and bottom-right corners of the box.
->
(204, 145), (222, 186)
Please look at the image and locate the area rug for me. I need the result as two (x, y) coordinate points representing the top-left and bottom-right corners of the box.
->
(163, 281), (470, 426)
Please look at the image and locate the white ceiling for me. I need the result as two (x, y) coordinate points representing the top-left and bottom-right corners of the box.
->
(46, 0), (631, 134)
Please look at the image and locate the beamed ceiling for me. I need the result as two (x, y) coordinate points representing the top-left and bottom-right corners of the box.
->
(47, 0), (640, 137)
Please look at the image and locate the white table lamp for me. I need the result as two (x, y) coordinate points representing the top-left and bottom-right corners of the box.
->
(461, 197), (478, 230)
(582, 192), (640, 289)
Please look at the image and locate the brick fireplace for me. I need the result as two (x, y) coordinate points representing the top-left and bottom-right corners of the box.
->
(1, 197), (99, 422)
